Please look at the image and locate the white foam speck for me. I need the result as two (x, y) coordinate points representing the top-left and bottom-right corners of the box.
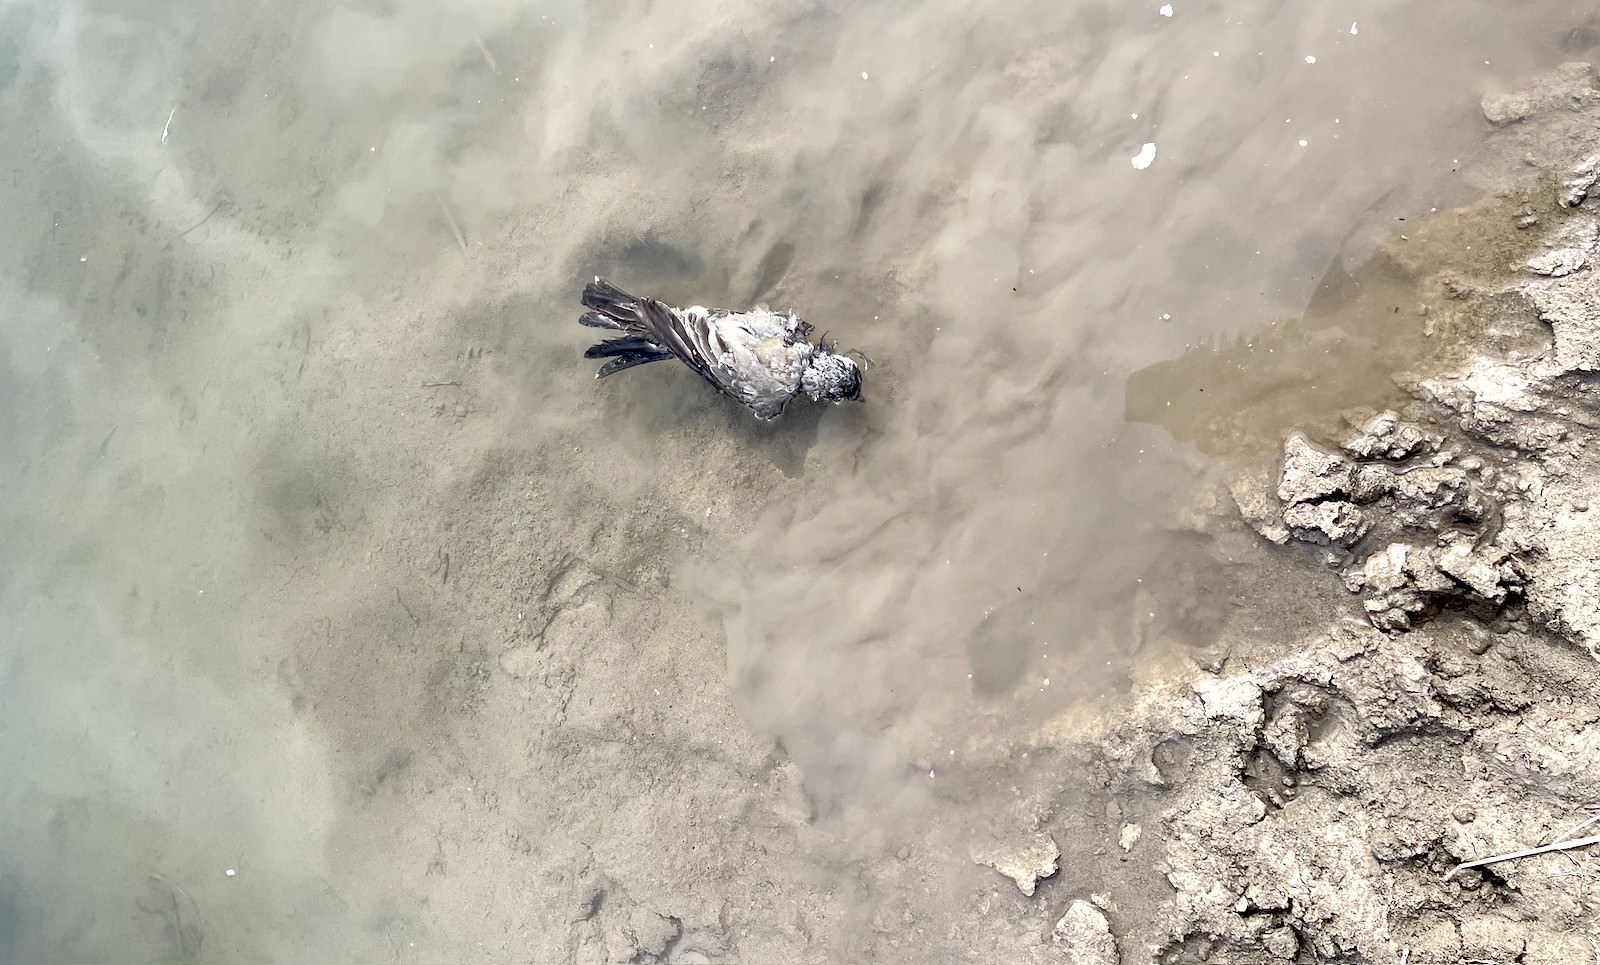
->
(1131, 112), (1139, 119)
(861, 71), (869, 80)
(1304, 54), (1317, 64)
(1131, 142), (1157, 169)
(769, 55), (775, 62)
(1298, 138), (1309, 147)
(1349, 21), (1359, 35)
(1212, 50), (1220, 57)
(1158, 3), (1173, 15)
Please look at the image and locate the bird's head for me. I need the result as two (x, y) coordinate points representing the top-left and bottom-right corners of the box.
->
(801, 343), (865, 404)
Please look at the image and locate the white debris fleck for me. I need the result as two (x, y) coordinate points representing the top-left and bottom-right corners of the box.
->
(1158, 3), (1173, 15)
(1304, 54), (1317, 64)
(769, 55), (775, 62)
(1131, 142), (1157, 169)
(1298, 138), (1309, 147)
(161, 108), (176, 144)
(1349, 21), (1359, 35)
(861, 71), (869, 80)
(225, 868), (237, 877)
(1212, 50), (1220, 57)
(79, 256), (87, 263)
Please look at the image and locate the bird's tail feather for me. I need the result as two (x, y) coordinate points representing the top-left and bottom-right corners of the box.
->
(580, 278), (672, 378)
(582, 278), (642, 327)
(596, 352), (671, 378)
(586, 334), (673, 379)
(584, 336), (663, 359)
(579, 311), (624, 331)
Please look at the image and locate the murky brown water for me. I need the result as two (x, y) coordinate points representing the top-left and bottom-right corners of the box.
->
(1125, 184), (1568, 454)
(1, 0), (1595, 961)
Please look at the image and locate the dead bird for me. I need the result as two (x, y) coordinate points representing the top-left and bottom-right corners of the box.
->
(579, 277), (865, 421)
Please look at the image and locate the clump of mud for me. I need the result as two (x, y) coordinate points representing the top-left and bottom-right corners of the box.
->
(1235, 150), (1600, 654)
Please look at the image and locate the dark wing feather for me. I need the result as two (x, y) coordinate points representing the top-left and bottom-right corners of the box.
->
(635, 299), (744, 401)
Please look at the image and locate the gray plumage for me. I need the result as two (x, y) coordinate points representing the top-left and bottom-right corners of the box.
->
(579, 277), (865, 421)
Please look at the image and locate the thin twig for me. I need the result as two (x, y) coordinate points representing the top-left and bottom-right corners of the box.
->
(1545, 813), (1600, 846)
(93, 425), (118, 462)
(176, 199), (226, 239)
(421, 379), (461, 387)
(472, 35), (500, 73)
(1446, 832), (1600, 879)
(435, 192), (468, 254)
(394, 588), (420, 625)
(146, 874), (200, 964)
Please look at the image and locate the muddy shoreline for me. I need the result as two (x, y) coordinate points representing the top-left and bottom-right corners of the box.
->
(1082, 64), (1600, 963)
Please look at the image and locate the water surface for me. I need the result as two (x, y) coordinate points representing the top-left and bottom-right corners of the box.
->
(1, 0), (1593, 960)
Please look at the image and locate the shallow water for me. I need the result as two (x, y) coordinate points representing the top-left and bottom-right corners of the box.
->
(1, 0), (1595, 960)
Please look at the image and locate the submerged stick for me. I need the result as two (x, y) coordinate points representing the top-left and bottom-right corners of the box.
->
(435, 192), (468, 254)
(1446, 832), (1600, 879)
(473, 35), (499, 73)
(394, 587), (420, 625)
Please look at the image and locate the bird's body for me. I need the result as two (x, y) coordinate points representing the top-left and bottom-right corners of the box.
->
(579, 278), (864, 421)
